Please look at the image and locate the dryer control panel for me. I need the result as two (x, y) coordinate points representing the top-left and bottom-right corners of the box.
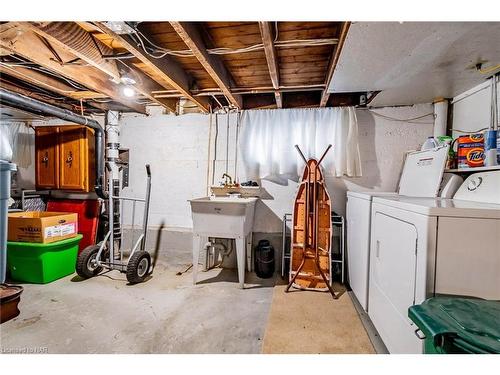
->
(454, 171), (500, 204)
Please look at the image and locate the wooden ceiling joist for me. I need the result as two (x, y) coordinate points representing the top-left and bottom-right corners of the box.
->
(0, 78), (82, 113)
(0, 64), (110, 112)
(0, 23), (146, 114)
(258, 22), (282, 108)
(169, 22), (242, 110)
(319, 22), (350, 107)
(94, 22), (210, 113)
(28, 22), (177, 113)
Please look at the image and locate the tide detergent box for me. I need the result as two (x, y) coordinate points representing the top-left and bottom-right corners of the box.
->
(457, 133), (485, 168)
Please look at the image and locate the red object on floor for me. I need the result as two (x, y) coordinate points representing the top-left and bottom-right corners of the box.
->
(46, 199), (100, 253)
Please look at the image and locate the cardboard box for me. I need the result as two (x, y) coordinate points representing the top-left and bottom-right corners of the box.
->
(8, 212), (78, 244)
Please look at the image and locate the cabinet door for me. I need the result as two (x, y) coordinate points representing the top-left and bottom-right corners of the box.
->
(59, 126), (87, 190)
(35, 127), (59, 189)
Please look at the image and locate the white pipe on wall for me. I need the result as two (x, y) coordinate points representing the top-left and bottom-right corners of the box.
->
(106, 110), (120, 180)
(433, 99), (448, 138)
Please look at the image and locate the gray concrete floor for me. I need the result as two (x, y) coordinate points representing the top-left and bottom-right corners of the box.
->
(1, 262), (276, 354)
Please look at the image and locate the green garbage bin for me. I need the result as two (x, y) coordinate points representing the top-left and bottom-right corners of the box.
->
(408, 297), (500, 354)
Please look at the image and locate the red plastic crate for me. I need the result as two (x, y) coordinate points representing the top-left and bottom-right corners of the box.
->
(46, 199), (100, 253)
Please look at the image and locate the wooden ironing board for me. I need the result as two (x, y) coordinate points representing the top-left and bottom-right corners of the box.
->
(286, 145), (338, 299)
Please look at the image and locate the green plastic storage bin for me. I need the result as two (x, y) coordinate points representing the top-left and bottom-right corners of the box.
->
(408, 297), (500, 354)
(7, 234), (82, 284)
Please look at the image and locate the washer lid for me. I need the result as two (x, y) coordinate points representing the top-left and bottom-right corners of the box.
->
(398, 145), (448, 197)
(372, 196), (500, 218)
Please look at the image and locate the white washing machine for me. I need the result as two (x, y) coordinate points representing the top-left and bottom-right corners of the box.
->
(346, 146), (462, 311)
(368, 171), (500, 353)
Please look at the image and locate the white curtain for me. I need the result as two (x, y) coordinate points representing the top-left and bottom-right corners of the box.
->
(238, 107), (362, 181)
(0, 122), (34, 167)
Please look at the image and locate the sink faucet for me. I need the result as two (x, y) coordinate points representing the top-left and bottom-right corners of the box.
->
(222, 173), (233, 186)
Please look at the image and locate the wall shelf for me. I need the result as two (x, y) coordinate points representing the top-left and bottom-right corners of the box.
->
(445, 165), (500, 173)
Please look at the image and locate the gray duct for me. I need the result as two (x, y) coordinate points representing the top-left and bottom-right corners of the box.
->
(0, 88), (106, 198)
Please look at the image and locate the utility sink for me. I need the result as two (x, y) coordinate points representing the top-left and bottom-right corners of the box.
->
(189, 196), (258, 288)
(189, 196), (257, 237)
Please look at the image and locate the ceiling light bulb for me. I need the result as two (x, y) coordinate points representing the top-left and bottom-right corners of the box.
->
(122, 86), (135, 98)
(121, 75), (136, 85)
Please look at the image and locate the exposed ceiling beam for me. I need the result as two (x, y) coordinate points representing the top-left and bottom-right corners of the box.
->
(93, 22), (210, 113)
(244, 91), (361, 110)
(30, 22), (121, 79)
(1, 79), (83, 113)
(258, 22), (282, 108)
(320, 22), (351, 107)
(154, 86), (325, 98)
(0, 64), (110, 112)
(0, 23), (146, 113)
(152, 84), (326, 95)
(169, 22), (242, 110)
(28, 22), (177, 113)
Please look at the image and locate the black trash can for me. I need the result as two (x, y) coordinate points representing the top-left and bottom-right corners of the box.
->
(254, 240), (275, 279)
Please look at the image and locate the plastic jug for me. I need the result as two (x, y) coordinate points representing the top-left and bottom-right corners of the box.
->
(421, 136), (440, 151)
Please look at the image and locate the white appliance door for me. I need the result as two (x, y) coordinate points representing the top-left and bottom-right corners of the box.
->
(369, 211), (420, 353)
(346, 195), (372, 311)
(398, 146), (448, 197)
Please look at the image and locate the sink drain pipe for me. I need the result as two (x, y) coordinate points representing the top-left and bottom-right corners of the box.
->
(202, 240), (231, 270)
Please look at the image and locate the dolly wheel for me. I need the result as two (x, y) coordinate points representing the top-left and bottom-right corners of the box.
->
(126, 251), (152, 284)
(76, 245), (103, 279)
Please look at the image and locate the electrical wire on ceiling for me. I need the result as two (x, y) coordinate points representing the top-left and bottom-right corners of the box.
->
(89, 98), (113, 103)
(362, 108), (436, 124)
(478, 64), (500, 75)
(126, 22), (338, 59)
(0, 62), (79, 96)
(1, 75), (68, 101)
(1, 55), (90, 91)
(453, 127), (489, 134)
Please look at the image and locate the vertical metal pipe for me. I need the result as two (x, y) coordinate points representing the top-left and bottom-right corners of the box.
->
(212, 114), (218, 185)
(206, 110), (213, 195)
(281, 214), (286, 278)
(225, 110), (230, 176)
(106, 111), (121, 247)
(234, 111), (240, 182)
(130, 200), (136, 256)
(106, 164), (114, 262)
(141, 164), (152, 251)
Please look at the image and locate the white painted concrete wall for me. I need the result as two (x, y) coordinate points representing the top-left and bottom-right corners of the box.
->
(119, 111), (239, 229)
(120, 104), (434, 232)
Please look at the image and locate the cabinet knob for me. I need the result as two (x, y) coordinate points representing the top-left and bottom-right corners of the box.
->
(42, 152), (49, 165)
(66, 151), (73, 166)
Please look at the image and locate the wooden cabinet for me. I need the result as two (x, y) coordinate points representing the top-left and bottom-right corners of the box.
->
(35, 127), (59, 189)
(35, 126), (95, 192)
